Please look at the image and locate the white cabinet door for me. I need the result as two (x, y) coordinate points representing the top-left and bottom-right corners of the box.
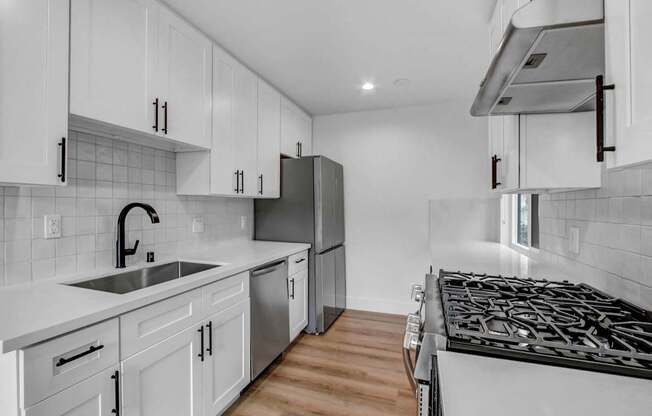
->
(232, 60), (258, 197)
(501, 116), (520, 192)
(211, 45), (258, 196)
(605, 0), (652, 169)
(121, 325), (202, 416)
(257, 80), (281, 198)
(156, 5), (212, 149)
(298, 111), (313, 157)
(281, 98), (311, 158)
(70, 0), (156, 135)
(0, 0), (68, 186)
(204, 299), (250, 416)
(289, 269), (308, 342)
(24, 367), (118, 416)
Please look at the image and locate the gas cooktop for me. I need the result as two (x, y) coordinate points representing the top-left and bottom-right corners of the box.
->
(438, 270), (652, 379)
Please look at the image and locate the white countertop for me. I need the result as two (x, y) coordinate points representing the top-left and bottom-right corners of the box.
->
(0, 240), (310, 353)
(431, 241), (567, 279)
(437, 351), (652, 416)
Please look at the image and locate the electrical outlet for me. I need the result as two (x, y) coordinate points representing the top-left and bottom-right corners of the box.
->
(240, 216), (247, 230)
(44, 214), (62, 239)
(192, 217), (205, 233)
(569, 226), (580, 254)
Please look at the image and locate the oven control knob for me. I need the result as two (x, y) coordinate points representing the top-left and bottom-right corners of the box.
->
(407, 313), (421, 325)
(406, 322), (420, 334)
(403, 332), (420, 350)
(410, 284), (424, 302)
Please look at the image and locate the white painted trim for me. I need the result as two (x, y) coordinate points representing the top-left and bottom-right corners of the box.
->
(346, 296), (413, 315)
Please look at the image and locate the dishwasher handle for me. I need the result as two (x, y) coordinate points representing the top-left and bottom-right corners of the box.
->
(251, 260), (287, 277)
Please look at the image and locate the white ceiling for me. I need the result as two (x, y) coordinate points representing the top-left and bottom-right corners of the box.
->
(162, 0), (495, 116)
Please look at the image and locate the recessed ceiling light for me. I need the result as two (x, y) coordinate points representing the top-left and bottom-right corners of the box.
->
(361, 82), (375, 91)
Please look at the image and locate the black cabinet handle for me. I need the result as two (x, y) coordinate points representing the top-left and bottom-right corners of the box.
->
(234, 170), (240, 193)
(258, 174), (263, 195)
(290, 278), (295, 300)
(162, 101), (168, 134)
(56, 344), (104, 367)
(111, 370), (120, 415)
(152, 98), (159, 132)
(296, 141), (300, 158)
(239, 170), (244, 194)
(596, 75), (616, 162)
(198, 326), (205, 362)
(491, 155), (501, 190)
(206, 321), (213, 356)
(58, 137), (66, 183)
(294, 258), (305, 264)
(299, 142), (302, 157)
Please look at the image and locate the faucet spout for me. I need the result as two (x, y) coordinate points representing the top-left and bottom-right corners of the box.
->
(116, 202), (160, 268)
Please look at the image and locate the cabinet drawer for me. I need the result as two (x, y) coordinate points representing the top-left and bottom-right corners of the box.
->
(203, 272), (249, 317)
(121, 289), (203, 359)
(20, 319), (119, 408)
(288, 250), (308, 276)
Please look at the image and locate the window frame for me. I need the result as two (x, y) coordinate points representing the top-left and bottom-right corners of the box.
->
(510, 194), (539, 251)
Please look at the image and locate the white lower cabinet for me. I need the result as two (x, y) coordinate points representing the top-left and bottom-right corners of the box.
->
(204, 299), (251, 416)
(288, 268), (308, 342)
(24, 366), (118, 416)
(122, 324), (203, 416)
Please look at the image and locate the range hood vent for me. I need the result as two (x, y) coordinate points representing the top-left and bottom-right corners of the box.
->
(470, 0), (605, 117)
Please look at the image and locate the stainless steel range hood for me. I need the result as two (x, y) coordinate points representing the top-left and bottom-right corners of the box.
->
(470, 0), (605, 117)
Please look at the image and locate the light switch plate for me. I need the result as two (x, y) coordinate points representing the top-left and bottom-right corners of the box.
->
(44, 214), (62, 239)
(192, 217), (205, 233)
(569, 226), (580, 254)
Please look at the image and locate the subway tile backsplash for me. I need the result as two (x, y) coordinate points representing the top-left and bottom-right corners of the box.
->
(538, 165), (652, 309)
(0, 131), (253, 286)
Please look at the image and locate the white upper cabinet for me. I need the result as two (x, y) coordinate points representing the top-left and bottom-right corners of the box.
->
(70, 0), (156, 135)
(604, 0), (652, 169)
(155, 6), (212, 149)
(281, 98), (312, 158)
(0, 0), (69, 186)
(257, 80), (282, 198)
(210, 45), (258, 197)
(70, 0), (211, 149)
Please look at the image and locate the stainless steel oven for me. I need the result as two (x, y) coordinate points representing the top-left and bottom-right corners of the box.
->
(402, 274), (447, 416)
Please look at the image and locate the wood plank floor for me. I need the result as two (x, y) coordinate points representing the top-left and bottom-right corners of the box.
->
(225, 309), (416, 416)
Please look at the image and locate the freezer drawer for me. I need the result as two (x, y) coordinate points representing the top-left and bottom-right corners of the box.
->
(315, 245), (346, 333)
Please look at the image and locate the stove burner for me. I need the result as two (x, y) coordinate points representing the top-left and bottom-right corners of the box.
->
(439, 270), (652, 379)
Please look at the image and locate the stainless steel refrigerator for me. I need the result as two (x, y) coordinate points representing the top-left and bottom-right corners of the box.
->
(254, 156), (346, 334)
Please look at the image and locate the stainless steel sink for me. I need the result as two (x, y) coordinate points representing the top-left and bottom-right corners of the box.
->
(66, 261), (220, 294)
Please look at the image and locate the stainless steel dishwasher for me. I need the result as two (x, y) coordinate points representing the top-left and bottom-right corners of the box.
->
(250, 259), (290, 379)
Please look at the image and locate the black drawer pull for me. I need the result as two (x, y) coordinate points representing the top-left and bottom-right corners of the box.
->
(290, 278), (295, 300)
(206, 321), (213, 356)
(152, 98), (159, 132)
(198, 326), (205, 362)
(596, 75), (616, 162)
(162, 101), (168, 134)
(56, 344), (104, 367)
(239, 170), (244, 194)
(111, 370), (120, 415)
(294, 258), (306, 264)
(58, 137), (66, 182)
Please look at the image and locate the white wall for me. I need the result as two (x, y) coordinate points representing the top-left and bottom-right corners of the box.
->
(314, 102), (495, 314)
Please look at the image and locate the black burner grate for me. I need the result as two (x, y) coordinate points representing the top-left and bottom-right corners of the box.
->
(439, 270), (652, 379)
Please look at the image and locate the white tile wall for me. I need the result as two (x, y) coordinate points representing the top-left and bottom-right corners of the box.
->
(0, 132), (253, 286)
(538, 165), (652, 309)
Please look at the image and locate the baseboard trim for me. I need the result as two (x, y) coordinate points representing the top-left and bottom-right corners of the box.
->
(345, 296), (415, 315)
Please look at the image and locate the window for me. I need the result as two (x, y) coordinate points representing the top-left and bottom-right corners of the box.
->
(513, 194), (539, 249)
